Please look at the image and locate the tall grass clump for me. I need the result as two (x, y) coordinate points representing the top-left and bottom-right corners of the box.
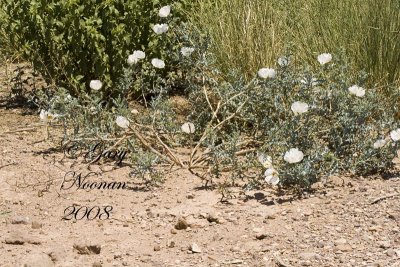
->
(193, 0), (400, 86)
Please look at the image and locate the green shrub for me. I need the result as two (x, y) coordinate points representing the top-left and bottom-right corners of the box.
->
(1, 0), (191, 97)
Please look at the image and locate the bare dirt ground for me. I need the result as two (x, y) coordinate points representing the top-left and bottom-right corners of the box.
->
(0, 64), (399, 267)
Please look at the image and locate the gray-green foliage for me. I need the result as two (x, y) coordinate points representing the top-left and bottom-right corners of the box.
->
(186, 50), (400, 190)
(42, 47), (400, 193)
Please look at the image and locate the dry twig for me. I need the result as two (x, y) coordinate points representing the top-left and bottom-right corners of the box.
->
(370, 193), (400, 204)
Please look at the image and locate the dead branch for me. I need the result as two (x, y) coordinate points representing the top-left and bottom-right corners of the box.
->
(370, 193), (400, 204)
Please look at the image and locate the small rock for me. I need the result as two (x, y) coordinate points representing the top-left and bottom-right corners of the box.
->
(253, 227), (263, 233)
(265, 213), (276, 220)
(167, 240), (175, 248)
(387, 212), (398, 220)
(303, 210), (313, 216)
(335, 244), (352, 252)
(186, 217), (208, 229)
(386, 249), (395, 257)
(369, 226), (380, 232)
(92, 262), (102, 267)
(299, 252), (319, 260)
(377, 240), (391, 249)
(175, 217), (189, 230)
(73, 243), (101, 255)
(154, 245), (161, 251)
(46, 246), (67, 262)
(190, 243), (202, 253)
(317, 240), (325, 248)
(11, 216), (29, 225)
(230, 246), (240, 252)
(207, 213), (219, 223)
(256, 233), (269, 240)
(334, 238), (347, 246)
(170, 228), (177, 234)
(31, 221), (42, 229)
(4, 231), (25, 245)
(23, 253), (53, 267)
(114, 253), (122, 259)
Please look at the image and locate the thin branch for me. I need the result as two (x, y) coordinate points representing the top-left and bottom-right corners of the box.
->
(128, 126), (174, 165)
(370, 193), (400, 204)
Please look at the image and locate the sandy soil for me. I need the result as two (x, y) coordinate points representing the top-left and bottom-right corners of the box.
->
(0, 64), (399, 267)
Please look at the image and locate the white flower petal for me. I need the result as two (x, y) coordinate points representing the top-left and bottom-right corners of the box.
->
(159, 5), (171, 17)
(40, 109), (48, 122)
(291, 101), (309, 115)
(90, 80), (103, 91)
(181, 122), (195, 134)
(268, 175), (280, 186)
(277, 56), (290, 67)
(152, 23), (169, 34)
(390, 129), (400, 142)
(284, 148), (304, 164)
(257, 68), (276, 79)
(181, 47), (195, 57)
(317, 53), (332, 65)
(373, 139), (387, 149)
(348, 85), (366, 97)
(151, 58), (165, 69)
(127, 50), (145, 65)
(40, 110), (58, 122)
(116, 116), (130, 129)
(264, 168), (279, 185)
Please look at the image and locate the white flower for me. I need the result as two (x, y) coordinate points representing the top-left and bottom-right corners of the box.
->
(348, 85), (365, 97)
(40, 109), (48, 122)
(277, 56), (290, 67)
(257, 152), (273, 168)
(152, 23), (169, 34)
(284, 148), (304, 164)
(264, 168), (279, 185)
(181, 122), (195, 134)
(373, 139), (387, 149)
(181, 47), (195, 57)
(151, 58), (165, 69)
(131, 109), (139, 115)
(127, 50), (145, 65)
(390, 129), (400, 142)
(90, 80), (103, 91)
(116, 116), (130, 129)
(257, 68), (276, 79)
(317, 53), (332, 65)
(291, 101), (309, 115)
(40, 110), (58, 122)
(159, 5), (171, 17)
